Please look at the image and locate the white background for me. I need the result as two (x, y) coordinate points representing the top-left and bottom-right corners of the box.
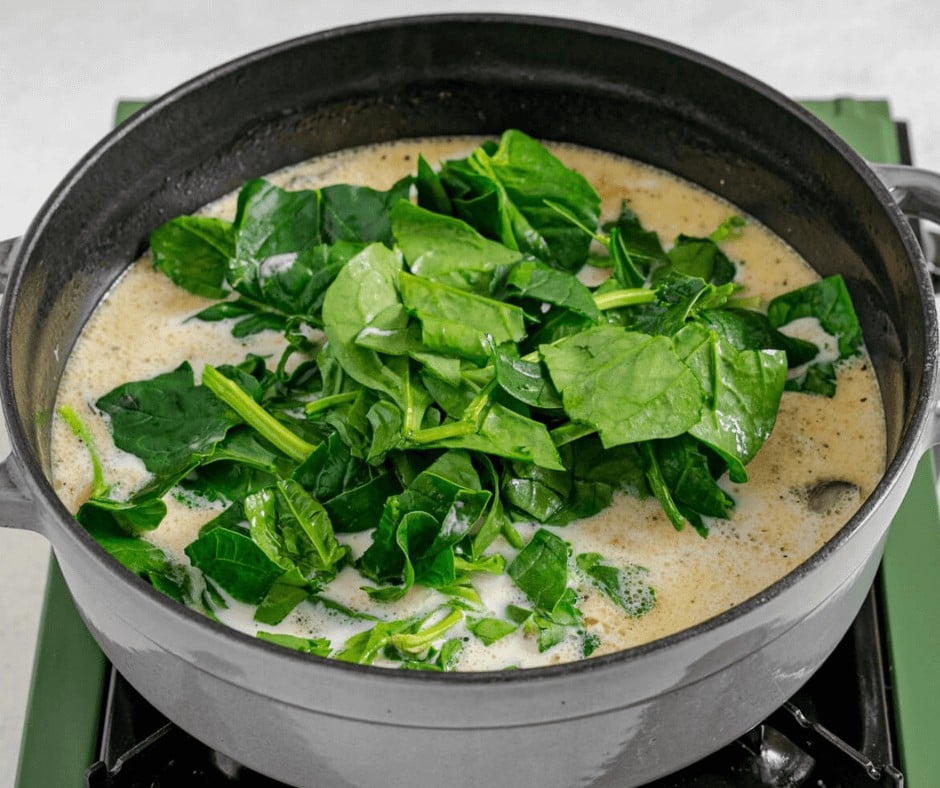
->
(2, 0), (939, 783)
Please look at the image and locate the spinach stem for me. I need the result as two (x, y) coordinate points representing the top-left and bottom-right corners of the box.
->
(408, 379), (497, 445)
(465, 379), (498, 429)
(58, 405), (109, 498)
(454, 554), (506, 575)
(403, 363), (421, 436)
(304, 391), (358, 417)
(550, 421), (597, 447)
(593, 288), (657, 311)
(391, 607), (463, 653)
(408, 420), (477, 444)
(202, 365), (317, 462)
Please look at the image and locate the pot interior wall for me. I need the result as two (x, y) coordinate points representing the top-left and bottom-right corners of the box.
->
(8, 16), (923, 487)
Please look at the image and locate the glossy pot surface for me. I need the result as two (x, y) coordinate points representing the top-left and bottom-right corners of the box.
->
(2, 15), (939, 787)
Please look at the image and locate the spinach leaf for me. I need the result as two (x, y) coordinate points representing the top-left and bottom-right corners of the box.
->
(391, 200), (522, 293)
(256, 631), (332, 656)
(416, 374), (565, 470)
(469, 456), (513, 560)
(96, 362), (240, 476)
(364, 484), (490, 600)
(505, 259), (600, 321)
(334, 616), (420, 665)
(414, 153), (453, 215)
(500, 458), (613, 526)
(540, 326), (705, 447)
(507, 587), (583, 653)
(560, 434), (648, 497)
(76, 477), (175, 535)
(233, 176), (411, 255)
(150, 215), (235, 299)
(467, 616), (518, 645)
(233, 179), (323, 261)
(576, 552), (656, 617)
(400, 638), (464, 671)
(603, 202), (669, 284)
(254, 570), (311, 625)
(493, 343), (564, 410)
(768, 275), (862, 357)
(650, 434), (734, 535)
(709, 215), (747, 242)
(321, 179), (413, 247)
(787, 362), (839, 397)
(441, 130), (601, 271)
(399, 271), (526, 363)
(245, 480), (350, 579)
(198, 243), (356, 337)
(657, 234), (737, 285)
(674, 323), (787, 482)
(293, 432), (402, 531)
(78, 505), (190, 602)
(334, 607), (463, 666)
(357, 451), (482, 585)
(201, 364), (317, 464)
(767, 275), (863, 396)
(184, 526), (285, 605)
(617, 274), (734, 337)
(353, 304), (465, 389)
(698, 308), (820, 368)
(507, 528), (570, 612)
(322, 244), (429, 425)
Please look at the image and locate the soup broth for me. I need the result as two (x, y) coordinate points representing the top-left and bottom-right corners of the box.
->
(50, 137), (886, 670)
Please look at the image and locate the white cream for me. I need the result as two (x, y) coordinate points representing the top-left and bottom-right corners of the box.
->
(50, 137), (886, 670)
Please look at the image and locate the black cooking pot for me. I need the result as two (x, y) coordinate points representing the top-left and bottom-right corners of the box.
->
(3, 15), (940, 787)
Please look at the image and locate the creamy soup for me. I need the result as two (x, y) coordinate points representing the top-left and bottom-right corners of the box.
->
(50, 137), (886, 670)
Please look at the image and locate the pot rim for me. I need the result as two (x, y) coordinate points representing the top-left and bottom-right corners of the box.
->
(2, 12), (936, 687)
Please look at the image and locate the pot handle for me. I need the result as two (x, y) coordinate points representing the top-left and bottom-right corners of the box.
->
(0, 454), (38, 531)
(0, 236), (41, 532)
(873, 164), (940, 227)
(872, 164), (940, 449)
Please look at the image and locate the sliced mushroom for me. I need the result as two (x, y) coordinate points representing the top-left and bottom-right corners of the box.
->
(806, 480), (860, 514)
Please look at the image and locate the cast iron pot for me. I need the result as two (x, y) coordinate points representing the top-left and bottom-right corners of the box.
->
(3, 15), (940, 787)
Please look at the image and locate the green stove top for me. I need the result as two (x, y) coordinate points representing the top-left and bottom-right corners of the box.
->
(14, 98), (940, 788)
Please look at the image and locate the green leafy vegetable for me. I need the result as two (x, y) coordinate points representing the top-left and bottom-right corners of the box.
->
(184, 526), (285, 605)
(507, 528), (570, 611)
(767, 275), (863, 396)
(674, 324), (787, 482)
(96, 362), (240, 476)
(256, 631), (332, 656)
(435, 130), (601, 270)
(150, 216), (235, 299)
(73, 129), (869, 668)
(540, 326), (705, 447)
(576, 552), (656, 617)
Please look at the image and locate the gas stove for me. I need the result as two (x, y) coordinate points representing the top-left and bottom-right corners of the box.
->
(12, 99), (940, 788)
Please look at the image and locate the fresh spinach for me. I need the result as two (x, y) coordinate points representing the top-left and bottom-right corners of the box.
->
(78, 130), (869, 667)
(434, 130), (601, 271)
(767, 275), (863, 396)
(96, 362), (241, 476)
(256, 631), (332, 656)
(507, 528), (570, 612)
(576, 552), (656, 617)
(184, 526), (286, 605)
(540, 326), (705, 447)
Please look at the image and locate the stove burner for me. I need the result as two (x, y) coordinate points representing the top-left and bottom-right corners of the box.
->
(84, 585), (904, 788)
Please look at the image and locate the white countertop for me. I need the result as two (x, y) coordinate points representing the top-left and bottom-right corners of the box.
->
(2, 0), (939, 783)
